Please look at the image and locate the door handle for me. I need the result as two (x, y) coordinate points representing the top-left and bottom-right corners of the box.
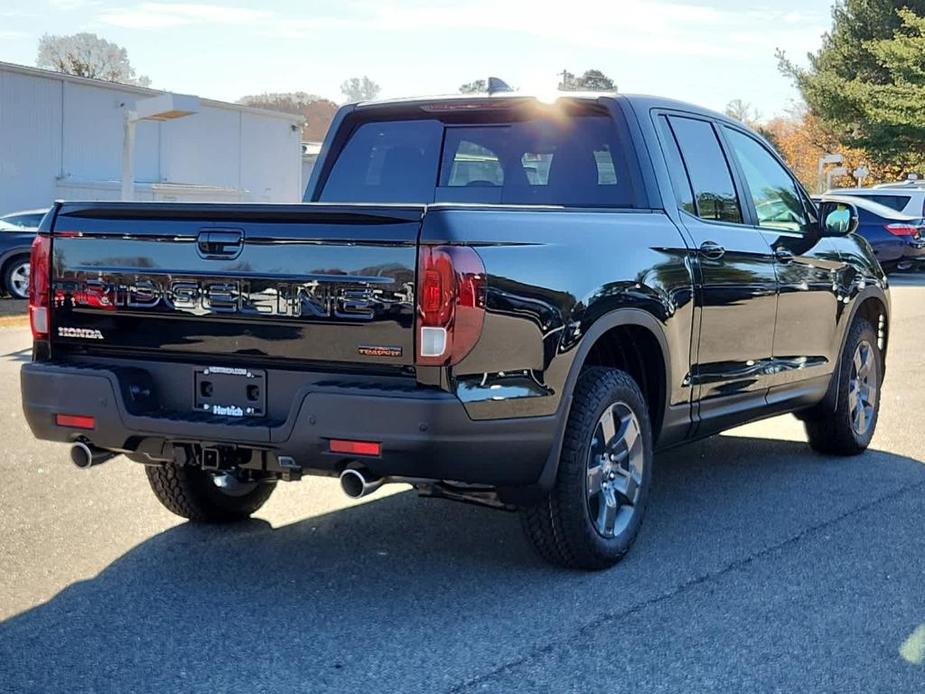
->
(774, 247), (795, 264)
(197, 229), (244, 259)
(699, 241), (725, 260)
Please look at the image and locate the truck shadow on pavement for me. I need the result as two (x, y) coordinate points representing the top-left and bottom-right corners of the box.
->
(1, 434), (924, 693)
(1, 347), (31, 364)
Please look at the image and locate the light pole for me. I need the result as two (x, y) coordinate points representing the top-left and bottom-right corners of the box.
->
(121, 93), (200, 201)
(817, 153), (844, 193)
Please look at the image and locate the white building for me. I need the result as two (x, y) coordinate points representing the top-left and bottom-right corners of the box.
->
(301, 140), (323, 192)
(0, 61), (304, 215)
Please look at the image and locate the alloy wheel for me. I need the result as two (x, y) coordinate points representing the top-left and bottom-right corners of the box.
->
(8, 261), (29, 299)
(586, 402), (645, 538)
(848, 340), (877, 437)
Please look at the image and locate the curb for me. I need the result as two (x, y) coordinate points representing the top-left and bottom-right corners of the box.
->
(0, 315), (28, 328)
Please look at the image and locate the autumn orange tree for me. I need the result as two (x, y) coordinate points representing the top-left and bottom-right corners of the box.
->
(237, 92), (338, 141)
(778, 0), (925, 181)
(763, 109), (906, 192)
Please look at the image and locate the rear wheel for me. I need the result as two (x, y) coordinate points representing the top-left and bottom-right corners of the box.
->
(3, 256), (29, 299)
(805, 317), (881, 455)
(145, 465), (276, 522)
(520, 367), (653, 570)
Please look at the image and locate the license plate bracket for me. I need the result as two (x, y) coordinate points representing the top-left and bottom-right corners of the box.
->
(194, 367), (266, 418)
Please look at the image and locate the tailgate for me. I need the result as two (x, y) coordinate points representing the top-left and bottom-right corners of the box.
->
(49, 202), (422, 366)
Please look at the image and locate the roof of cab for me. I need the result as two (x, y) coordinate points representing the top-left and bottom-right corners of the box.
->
(354, 90), (616, 108)
(620, 94), (736, 124)
(352, 91), (739, 127)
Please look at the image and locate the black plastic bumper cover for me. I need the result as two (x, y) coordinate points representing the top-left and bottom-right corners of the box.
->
(21, 362), (557, 487)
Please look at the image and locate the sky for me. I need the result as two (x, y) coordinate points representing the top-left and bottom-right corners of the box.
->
(0, 0), (835, 118)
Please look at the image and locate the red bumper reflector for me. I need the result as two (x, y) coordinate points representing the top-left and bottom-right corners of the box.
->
(55, 414), (96, 430)
(329, 439), (381, 456)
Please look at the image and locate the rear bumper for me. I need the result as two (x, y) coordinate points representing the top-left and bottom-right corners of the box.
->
(874, 237), (925, 263)
(903, 238), (925, 261)
(21, 361), (557, 487)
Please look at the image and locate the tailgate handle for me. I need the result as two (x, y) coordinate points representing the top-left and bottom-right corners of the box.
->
(197, 229), (243, 259)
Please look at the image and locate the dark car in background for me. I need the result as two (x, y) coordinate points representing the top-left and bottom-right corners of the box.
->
(822, 194), (925, 272)
(0, 220), (35, 299)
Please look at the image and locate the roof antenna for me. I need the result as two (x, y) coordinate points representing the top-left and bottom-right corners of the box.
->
(487, 77), (513, 95)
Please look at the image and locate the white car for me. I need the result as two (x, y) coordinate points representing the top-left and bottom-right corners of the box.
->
(826, 187), (925, 217)
(0, 208), (48, 229)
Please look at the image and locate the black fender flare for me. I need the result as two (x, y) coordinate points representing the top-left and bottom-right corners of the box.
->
(535, 308), (672, 491)
(839, 285), (890, 365)
(801, 284), (890, 419)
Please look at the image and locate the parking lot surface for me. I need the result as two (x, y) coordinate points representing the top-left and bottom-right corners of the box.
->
(0, 299), (26, 317)
(1, 277), (925, 692)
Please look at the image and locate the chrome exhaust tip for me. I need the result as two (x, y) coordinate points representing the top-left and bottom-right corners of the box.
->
(70, 442), (115, 469)
(339, 468), (384, 499)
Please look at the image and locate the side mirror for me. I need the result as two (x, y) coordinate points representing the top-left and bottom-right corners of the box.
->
(818, 201), (859, 236)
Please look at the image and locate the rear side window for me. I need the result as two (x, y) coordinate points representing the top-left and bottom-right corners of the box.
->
(319, 114), (636, 207)
(667, 116), (742, 224)
(319, 120), (443, 204)
(855, 194), (911, 212)
(656, 116), (696, 216)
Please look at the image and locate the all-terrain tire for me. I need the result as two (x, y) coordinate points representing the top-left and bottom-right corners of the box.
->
(804, 317), (882, 455)
(145, 465), (276, 522)
(520, 367), (653, 570)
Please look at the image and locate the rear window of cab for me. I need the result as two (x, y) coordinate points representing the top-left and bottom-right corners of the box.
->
(318, 114), (637, 208)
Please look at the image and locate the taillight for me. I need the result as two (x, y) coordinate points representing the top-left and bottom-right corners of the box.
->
(29, 235), (51, 340)
(885, 223), (919, 237)
(416, 245), (486, 366)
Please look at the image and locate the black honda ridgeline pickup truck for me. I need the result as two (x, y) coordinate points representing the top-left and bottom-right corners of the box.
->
(22, 93), (889, 570)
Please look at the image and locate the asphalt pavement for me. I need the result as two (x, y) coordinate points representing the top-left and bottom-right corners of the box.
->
(1, 279), (925, 692)
(0, 299), (26, 316)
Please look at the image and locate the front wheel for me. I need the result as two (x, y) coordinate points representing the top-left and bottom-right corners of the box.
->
(145, 465), (276, 522)
(805, 317), (882, 455)
(520, 367), (653, 570)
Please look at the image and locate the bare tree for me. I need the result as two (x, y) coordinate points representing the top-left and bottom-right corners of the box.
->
(459, 79), (487, 94)
(340, 76), (381, 103)
(724, 99), (759, 124)
(37, 33), (150, 86)
(558, 69), (616, 91)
